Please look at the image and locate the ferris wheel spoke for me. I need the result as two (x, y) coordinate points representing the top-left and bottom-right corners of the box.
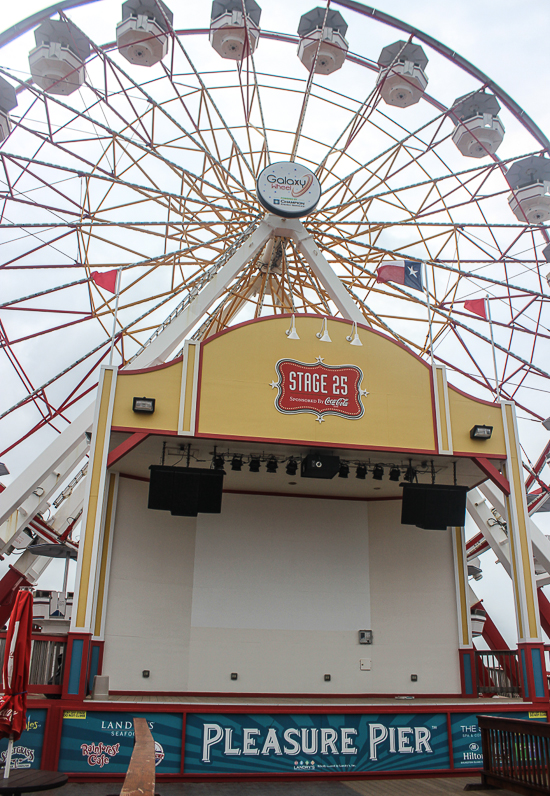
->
(70, 15), (256, 197)
(318, 104), (453, 208)
(2, 73), (255, 217)
(0, 150), (253, 221)
(321, 147), (533, 220)
(159, 16), (257, 181)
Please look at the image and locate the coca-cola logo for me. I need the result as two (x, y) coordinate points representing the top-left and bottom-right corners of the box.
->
(271, 357), (367, 422)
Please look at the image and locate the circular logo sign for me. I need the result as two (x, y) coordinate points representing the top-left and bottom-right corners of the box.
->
(154, 741), (165, 766)
(256, 161), (321, 218)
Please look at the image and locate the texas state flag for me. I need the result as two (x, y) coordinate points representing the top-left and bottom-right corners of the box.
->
(376, 260), (423, 292)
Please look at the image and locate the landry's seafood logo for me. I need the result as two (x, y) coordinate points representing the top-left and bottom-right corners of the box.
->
(294, 759), (316, 771)
(271, 357), (368, 423)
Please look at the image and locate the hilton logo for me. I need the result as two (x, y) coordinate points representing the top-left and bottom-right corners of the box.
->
(270, 357), (368, 423)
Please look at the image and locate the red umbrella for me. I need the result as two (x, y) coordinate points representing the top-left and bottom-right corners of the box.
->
(0, 590), (33, 777)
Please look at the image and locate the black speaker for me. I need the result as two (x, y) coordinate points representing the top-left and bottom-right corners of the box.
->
(148, 466), (224, 517)
(197, 469), (224, 514)
(148, 465), (175, 511)
(301, 454), (340, 479)
(401, 483), (469, 530)
(171, 468), (201, 517)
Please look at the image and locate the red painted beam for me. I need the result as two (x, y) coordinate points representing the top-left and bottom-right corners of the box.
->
(107, 431), (149, 468)
(472, 457), (511, 495)
(526, 441), (550, 490)
(537, 589), (550, 639)
(0, 566), (32, 628)
(472, 599), (510, 651)
(466, 531), (490, 559)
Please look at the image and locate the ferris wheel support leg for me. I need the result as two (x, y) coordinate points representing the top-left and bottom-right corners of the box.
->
(129, 220), (276, 369)
(479, 481), (550, 581)
(278, 218), (369, 327)
(0, 406), (93, 536)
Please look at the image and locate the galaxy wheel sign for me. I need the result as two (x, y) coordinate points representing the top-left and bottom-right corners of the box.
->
(256, 162), (321, 218)
(271, 357), (367, 423)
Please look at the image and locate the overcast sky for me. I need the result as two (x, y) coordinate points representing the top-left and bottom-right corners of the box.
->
(0, 0), (549, 644)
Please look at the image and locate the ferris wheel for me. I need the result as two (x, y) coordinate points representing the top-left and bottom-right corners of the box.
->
(0, 0), (549, 474)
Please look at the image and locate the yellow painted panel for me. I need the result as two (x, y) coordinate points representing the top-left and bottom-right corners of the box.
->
(505, 404), (538, 638)
(448, 387), (505, 456)
(197, 317), (436, 451)
(182, 348), (197, 433)
(94, 473), (116, 637)
(76, 369), (113, 628)
(436, 369), (449, 451)
(112, 360), (183, 431)
(453, 527), (470, 646)
(505, 490), (524, 641)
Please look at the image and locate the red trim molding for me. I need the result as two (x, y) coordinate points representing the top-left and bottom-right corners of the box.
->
(107, 431), (149, 468)
(472, 457), (510, 495)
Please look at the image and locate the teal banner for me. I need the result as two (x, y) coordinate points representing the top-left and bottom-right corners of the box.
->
(184, 712), (450, 774)
(451, 710), (548, 769)
(58, 711), (182, 773)
(0, 709), (47, 770)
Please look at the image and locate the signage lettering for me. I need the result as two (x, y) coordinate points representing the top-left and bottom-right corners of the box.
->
(200, 722), (433, 764)
(272, 357), (367, 422)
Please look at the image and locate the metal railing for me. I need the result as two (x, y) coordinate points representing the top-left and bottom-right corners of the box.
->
(0, 634), (67, 693)
(477, 714), (550, 794)
(475, 650), (522, 698)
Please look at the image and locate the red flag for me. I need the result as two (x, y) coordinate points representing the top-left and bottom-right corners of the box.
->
(91, 269), (118, 294)
(0, 590), (33, 742)
(464, 299), (487, 319)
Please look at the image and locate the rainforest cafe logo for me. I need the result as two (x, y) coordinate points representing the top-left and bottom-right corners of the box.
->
(271, 357), (367, 423)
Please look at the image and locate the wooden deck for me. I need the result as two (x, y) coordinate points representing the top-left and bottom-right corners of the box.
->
(346, 777), (516, 796)
(61, 776), (519, 796)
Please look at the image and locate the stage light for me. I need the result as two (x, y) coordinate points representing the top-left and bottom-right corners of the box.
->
(389, 467), (400, 482)
(316, 317), (332, 343)
(346, 321), (362, 346)
(403, 465), (416, 483)
(356, 464), (366, 480)
(372, 464), (384, 481)
(338, 463), (349, 479)
(133, 396), (155, 413)
(266, 457), (278, 474)
(231, 455), (243, 471)
(249, 457), (261, 473)
(285, 315), (300, 340)
(213, 455), (225, 471)
(286, 459), (298, 476)
(470, 425), (493, 440)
